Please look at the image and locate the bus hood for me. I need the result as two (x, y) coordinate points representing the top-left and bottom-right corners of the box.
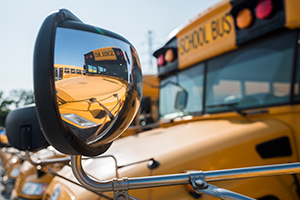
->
(82, 118), (293, 180)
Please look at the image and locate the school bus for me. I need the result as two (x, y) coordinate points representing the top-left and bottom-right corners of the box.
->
(83, 47), (128, 80)
(54, 64), (84, 81)
(0, 148), (23, 198)
(45, 0), (300, 199)
(11, 148), (67, 200)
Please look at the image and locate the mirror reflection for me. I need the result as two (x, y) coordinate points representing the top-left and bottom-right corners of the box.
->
(54, 27), (141, 146)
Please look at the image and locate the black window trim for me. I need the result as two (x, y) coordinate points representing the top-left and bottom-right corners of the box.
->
(290, 30), (300, 104)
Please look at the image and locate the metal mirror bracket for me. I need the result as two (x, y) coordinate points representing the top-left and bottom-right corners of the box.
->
(71, 155), (300, 200)
(71, 155), (125, 200)
(189, 171), (254, 200)
(71, 155), (255, 200)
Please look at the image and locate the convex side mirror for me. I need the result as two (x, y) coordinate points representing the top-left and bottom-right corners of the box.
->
(34, 9), (142, 156)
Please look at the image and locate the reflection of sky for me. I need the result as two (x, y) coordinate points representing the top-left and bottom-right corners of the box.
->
(54, 27), (132, 76)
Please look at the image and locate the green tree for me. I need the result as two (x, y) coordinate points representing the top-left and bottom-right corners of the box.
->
(0, 90), (35, 128)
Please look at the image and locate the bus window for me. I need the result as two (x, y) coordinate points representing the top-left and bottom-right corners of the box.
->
(160, 63), (204, 120)
(97, 66), (106, 73)
(54, 67), (63, 81)
(54, 68), (58, 81)
(205, 31), (295, 113)
(87, 65), (97, 74)
(76, 69), (81, 75)
(64, 68), (70, 73)
(71, 68), (75, 74)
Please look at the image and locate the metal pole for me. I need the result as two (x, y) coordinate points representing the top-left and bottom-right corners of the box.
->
(71, 155), (300, 192)
(204, 162), (300, 182)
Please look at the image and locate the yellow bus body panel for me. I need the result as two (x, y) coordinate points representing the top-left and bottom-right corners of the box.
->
(284, 0), (300, 29)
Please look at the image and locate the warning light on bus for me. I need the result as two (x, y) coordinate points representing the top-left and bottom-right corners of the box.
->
(157, 54), (165, 66)
(165, 49), (175, 63)
(255, 0), (273, 19)
(236, 8), (253, 29)
(235, 0), (275, 29)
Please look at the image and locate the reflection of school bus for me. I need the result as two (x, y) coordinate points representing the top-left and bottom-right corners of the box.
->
(47, 0), (300, 199)
(55, 47), (131, 141)
(83, 47), (128, 80)
(54, 64), (84, 81)
(55, 75), (127, 143)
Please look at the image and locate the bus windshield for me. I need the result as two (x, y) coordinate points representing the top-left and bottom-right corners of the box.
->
(159, 30), (297, 119)
(205, 31), (295, 113)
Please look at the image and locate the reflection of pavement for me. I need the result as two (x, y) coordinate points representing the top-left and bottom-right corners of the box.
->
(0, 159), (10, 200)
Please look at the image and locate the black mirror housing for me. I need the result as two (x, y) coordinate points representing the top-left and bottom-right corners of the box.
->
(34, 9), (142, 156)
(5, 105), (49, 151)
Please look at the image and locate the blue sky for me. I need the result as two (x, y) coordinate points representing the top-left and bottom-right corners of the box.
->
(0, 0), (221, 96)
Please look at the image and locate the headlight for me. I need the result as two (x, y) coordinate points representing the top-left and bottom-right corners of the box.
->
(61, 113), (98, 128)
(21, 182), (48, 196)
(50, 187), (61, 200)
(9, 168), (20, 178)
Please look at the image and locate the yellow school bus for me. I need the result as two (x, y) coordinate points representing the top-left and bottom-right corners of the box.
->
(45, 0), (300, 199)
(54, 64), (84, 81)
(83, 47), (128, 80)
(11, 148), (67, 200)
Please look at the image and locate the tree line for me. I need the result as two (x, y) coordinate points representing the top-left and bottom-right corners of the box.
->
(0, 90), (35, 128)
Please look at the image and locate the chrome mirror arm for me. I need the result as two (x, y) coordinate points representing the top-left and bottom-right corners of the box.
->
(71, 155), (114, 191)
(71, 155), (255, 200)
(71, 156), (300, 200)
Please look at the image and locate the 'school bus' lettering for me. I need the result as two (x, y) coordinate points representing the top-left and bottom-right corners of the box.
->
(93, 49), (117, 61)
(179, 12), (232, 56)
(177, 6), (236, 69)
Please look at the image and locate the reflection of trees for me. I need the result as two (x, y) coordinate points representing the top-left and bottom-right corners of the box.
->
(0, 90), (35, 128)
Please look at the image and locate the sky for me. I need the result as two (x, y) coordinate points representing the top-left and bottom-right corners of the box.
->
(0, 0), (221, 96)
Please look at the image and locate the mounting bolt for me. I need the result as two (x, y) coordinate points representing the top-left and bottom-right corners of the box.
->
(117, 195), (126, 200)
(195, 180), (207, 188)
